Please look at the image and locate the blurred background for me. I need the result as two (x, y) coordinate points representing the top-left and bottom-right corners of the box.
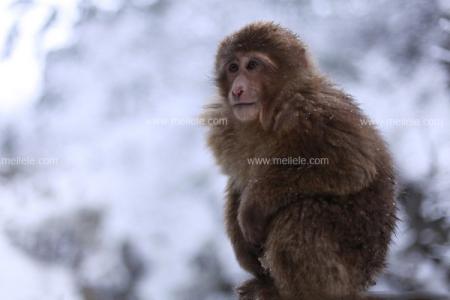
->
(0, 0), (449, 299)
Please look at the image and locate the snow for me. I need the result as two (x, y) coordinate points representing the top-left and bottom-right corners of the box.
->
(0, 0), (449, 299)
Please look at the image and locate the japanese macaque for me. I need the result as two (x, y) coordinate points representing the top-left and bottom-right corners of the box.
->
(203, 22), (396, 300)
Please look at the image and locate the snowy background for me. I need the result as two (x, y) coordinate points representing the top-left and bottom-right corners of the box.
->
(0, 0), (449, 299)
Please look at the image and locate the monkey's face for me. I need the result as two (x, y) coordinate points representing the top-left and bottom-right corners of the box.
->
(223, 52), (276, 123)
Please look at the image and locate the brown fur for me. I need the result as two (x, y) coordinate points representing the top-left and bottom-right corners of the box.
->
(203, 22), (396, 300)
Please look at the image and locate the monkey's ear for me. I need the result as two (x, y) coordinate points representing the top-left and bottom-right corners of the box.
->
(259, 102), (276, 131)
(273, 108), (299, 132)
(271, 94), (304, 133)
(259, 89), (299, 131)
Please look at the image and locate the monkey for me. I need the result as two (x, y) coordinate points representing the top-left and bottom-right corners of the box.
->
(203, 22), (397, 300)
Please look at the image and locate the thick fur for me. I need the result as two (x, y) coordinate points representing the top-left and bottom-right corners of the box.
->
(204, 22), (396, 300)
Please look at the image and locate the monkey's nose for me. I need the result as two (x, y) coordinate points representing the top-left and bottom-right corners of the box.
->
(232, 87), (244, 98)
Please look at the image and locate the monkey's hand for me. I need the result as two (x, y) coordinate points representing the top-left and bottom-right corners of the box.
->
(237, 188), (269, 248)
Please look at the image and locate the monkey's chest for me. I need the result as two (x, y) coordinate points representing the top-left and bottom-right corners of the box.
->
(225, 143), (276, 191)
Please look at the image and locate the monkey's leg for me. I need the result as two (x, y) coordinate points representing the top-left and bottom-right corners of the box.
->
(262, 203), (360, 300)
(225, 184), (265, 277)
(237, 277), (280, 300)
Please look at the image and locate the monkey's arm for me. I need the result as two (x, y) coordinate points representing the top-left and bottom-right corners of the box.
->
(225, 180), (266, 276)
(237, 175), (303, 247)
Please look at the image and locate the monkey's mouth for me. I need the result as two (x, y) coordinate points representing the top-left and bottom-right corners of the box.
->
(233, 102), (257, 107)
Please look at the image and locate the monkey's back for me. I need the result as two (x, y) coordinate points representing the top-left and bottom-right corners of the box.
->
(263, 162), (396, 294)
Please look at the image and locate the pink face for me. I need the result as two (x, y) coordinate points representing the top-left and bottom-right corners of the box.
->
(224, 52), (275, 122)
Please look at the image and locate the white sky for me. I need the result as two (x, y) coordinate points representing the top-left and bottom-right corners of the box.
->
(0, 0), (79, 114)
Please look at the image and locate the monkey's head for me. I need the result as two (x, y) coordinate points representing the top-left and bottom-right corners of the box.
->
(215, 22), (313, 128)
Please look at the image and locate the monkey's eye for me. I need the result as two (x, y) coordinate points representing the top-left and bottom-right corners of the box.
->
(228, 63), (239, 73)
(246, 59), (259, 71)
